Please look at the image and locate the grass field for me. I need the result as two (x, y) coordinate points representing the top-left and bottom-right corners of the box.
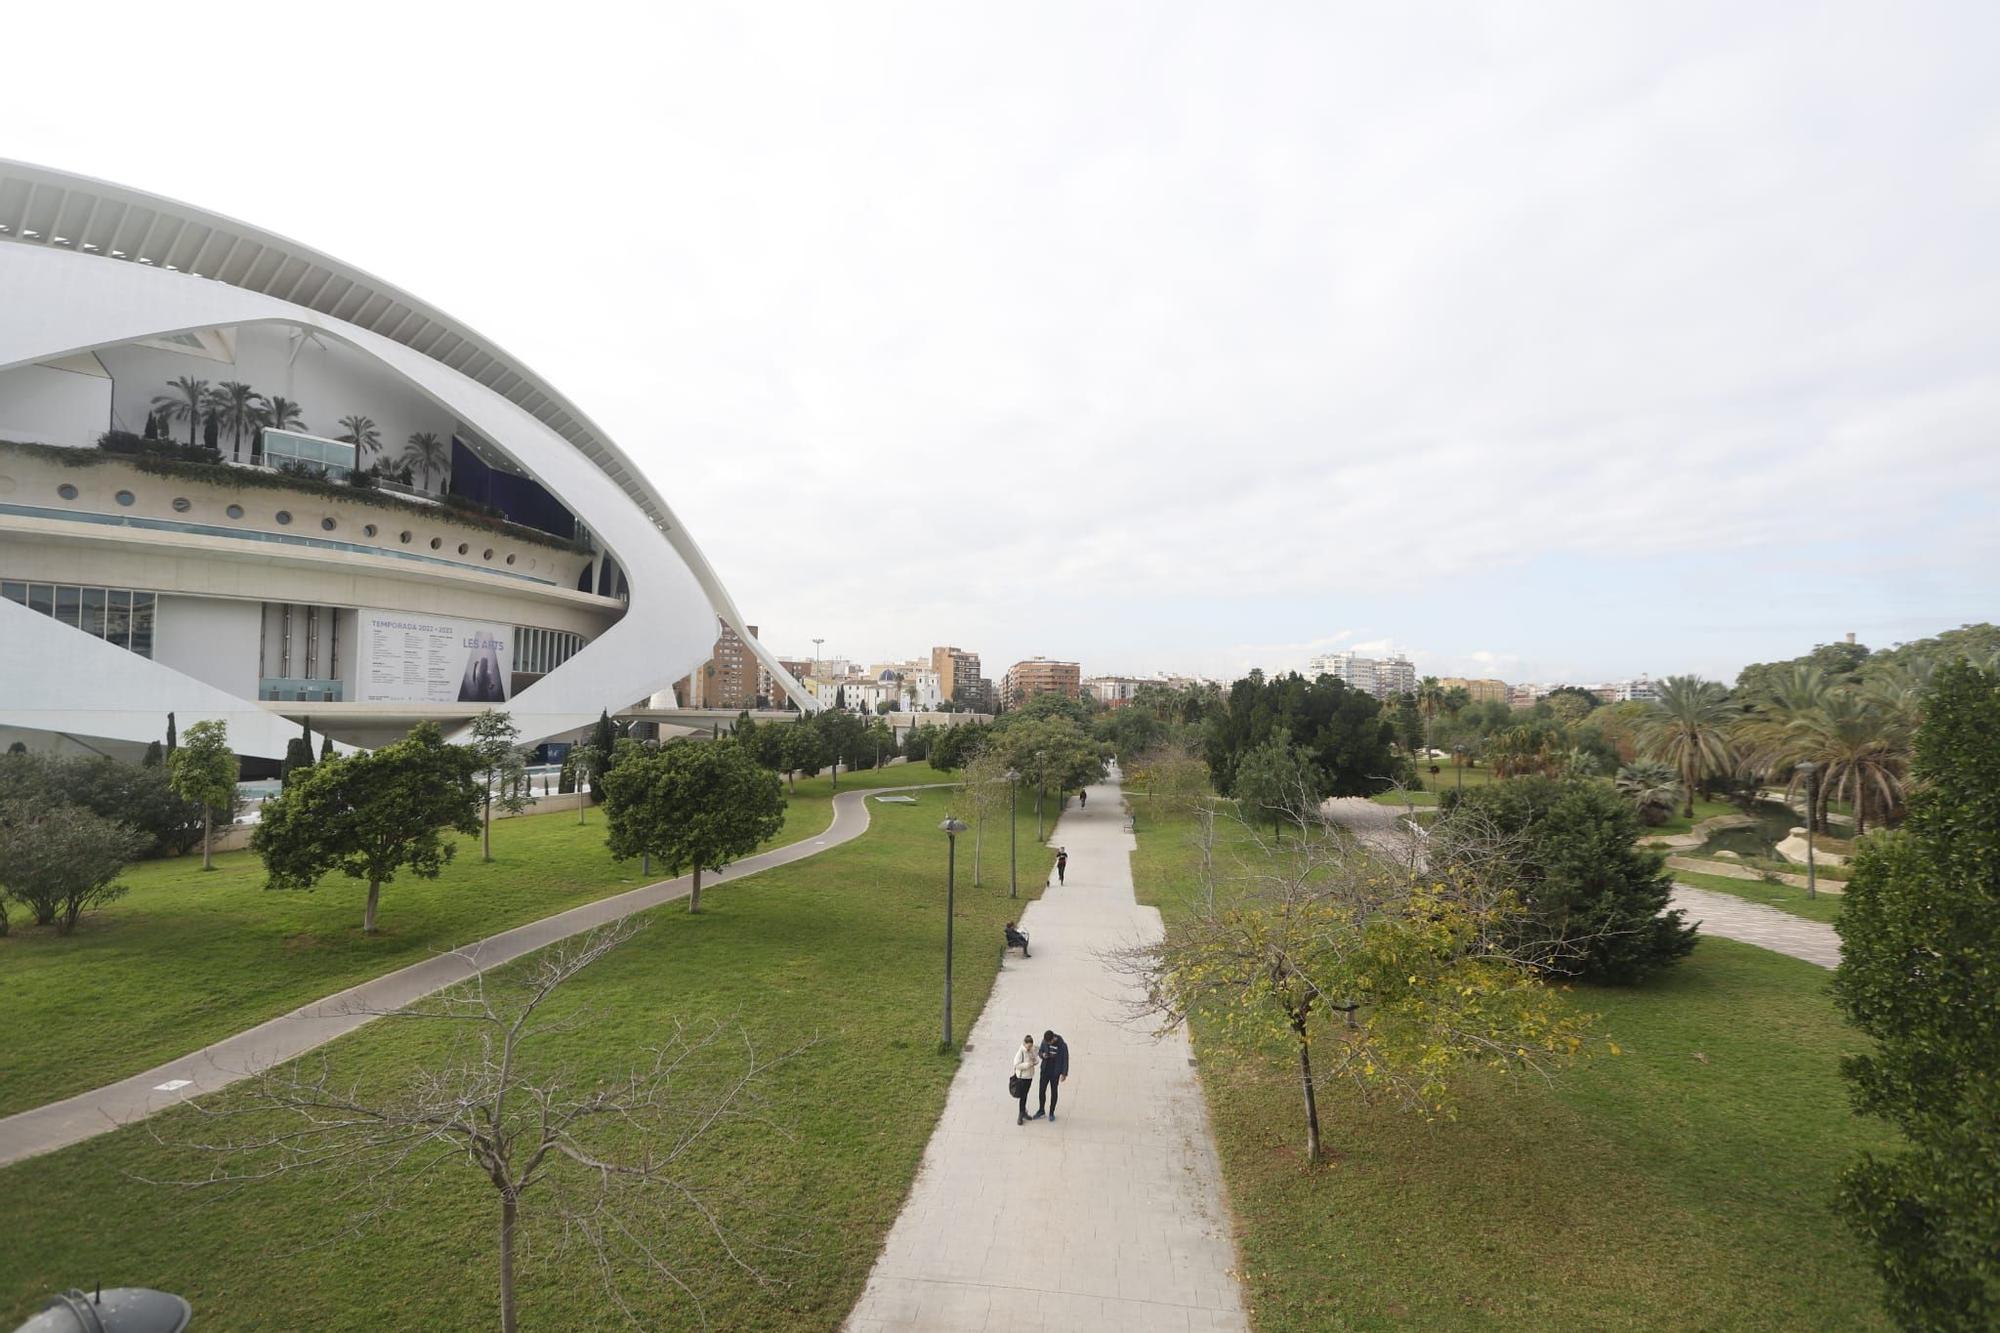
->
(1674, 868), (1847, 925)
(0, 761), (956, 1118)
(1131, 804), (1890, 1331)
(0, 787), (1055, 1330)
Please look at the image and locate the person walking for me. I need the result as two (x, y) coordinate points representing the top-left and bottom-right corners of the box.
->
(1030, 1029), (1069, 1122)
(1055, 848), (1068, 885)
(1079, 789), (1087, 809)
(1011, 1034), (1040, 1125)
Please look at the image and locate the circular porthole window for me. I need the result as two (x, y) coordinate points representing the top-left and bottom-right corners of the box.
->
(227, 503), (244, 519)
(505, 553), (516, 566)
(171, 497), (192, 513)
(57, 483), (79, 501)
(457, 542), (470, 555)
(275, 510), (292, 526)
(321, 517), (337, 532)
(363, 523), (378, 538)
(482, 548), (493, 560)
(114, 490), (136, 507)
(429, 537), (442, 550)
(400, 530), (413, 544)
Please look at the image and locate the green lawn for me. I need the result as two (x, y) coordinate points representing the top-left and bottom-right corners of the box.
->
(0, 787), (1054, 1329)
(1674, 869), (1847, 925)
(1636, 796), (1745, 838)
(1132, 807), (1890, 1331)
(0, 761), (956, 1118)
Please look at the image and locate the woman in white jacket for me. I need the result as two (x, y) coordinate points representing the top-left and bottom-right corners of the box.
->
(1012, 1034), (1040, 1124)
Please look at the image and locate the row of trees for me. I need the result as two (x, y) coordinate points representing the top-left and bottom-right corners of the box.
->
(144, 376), (452, 488)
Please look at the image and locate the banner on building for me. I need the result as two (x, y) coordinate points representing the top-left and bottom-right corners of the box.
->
(357, 609), (511, 704)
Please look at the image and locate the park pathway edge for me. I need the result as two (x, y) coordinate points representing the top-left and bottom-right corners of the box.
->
(845, 771), (1249, 1332)
(0, 783), (949, 1170)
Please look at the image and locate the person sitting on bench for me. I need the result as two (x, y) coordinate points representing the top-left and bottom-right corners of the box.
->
(1004, 921), (1031, 958)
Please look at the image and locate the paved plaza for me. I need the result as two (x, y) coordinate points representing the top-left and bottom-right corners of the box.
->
(847, 773), (1248, 1332)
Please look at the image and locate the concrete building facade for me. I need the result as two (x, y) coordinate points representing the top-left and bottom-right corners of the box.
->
(1001, 657), (1081, 707)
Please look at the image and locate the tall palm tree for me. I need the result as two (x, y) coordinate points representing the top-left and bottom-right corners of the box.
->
(1639, 675), (1736, 818)
(336, 414), (384, 464)
(151, 376), (210, 447)
(1417, 676), (1445, 760)
(249, 395), (306, 464)
(401, 431), (449, 490)
(209, 381), (260, 461)
(1781, 693), (1911, 835)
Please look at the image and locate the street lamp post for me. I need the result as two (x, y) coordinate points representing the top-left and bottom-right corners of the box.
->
(940, 817), (967, 1049)
(1797, 761), (1818, 900)
(1005, 768), (1021, 898)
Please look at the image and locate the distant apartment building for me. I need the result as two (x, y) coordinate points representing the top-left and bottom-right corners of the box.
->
(1083, 675), (1147, 706)
(1509, 682), (1548, 709)
(1440, 676), (1509, 705)
(671, 620), (762, 709)
(1592, 676), (1662, 704)
(1307, 650), (1415, 701)
(1002, 657), (1081, 707)
(932, 646), (987, 707)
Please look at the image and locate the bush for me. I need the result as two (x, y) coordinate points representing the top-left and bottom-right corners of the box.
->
(0, 794), (149, 933)
(0, 751), (204, 858)
(97, 431), (223, 466)
(1436, 776), (1697, 984)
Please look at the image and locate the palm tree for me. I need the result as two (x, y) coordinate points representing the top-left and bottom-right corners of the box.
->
(336, 414), (384, 464)
(1615, 760), (1682, 827)
(1782, 694), (1912, 835)
(249, 395), (306, 465)
(208, 381), (261, 461)
(1639, 675), (1736, 818)
(151, 376), (210, 448)
(1417, 676), (1445, 760)
(401, 431), (449, 490)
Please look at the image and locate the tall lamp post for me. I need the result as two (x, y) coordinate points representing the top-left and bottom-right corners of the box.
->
(1005, 768), (1021, 898)
(940, 817), (967, 1049)
(1797, 761), (1818, 900)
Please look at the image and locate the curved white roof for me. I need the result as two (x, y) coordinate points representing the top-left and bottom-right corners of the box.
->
(0, 159), (671, 533)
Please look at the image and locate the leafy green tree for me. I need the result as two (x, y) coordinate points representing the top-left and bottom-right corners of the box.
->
(1435, 776), (1697, 984)
(1613, 760), (1682, 827)
(319, 734), (334, 763)
(1639, 675), (1737, 817)
(0, 795), (148, 934)
(466, 710), (522, 861)
(775, 722), (826, 792)
(995, 716), (1105, 838)
(0, 751), (202, 857)
(142, 740), (164, 769)
(253, 723), (480, 934)
(1203, 672), (1395, 800)
(1120, 803), (1597, 1161)
(601, 740), (784, 913)
(168, 719), (238, 870)
(283, 717), (315, 788)
(1542, 686), (1600, 726)
(1832, 662), (2000, 1329)
(587, 710), (618, 801)
(1231, 729), (1319, 833)
(927, 721), (991, 772)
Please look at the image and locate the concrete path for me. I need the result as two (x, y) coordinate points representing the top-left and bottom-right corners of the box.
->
(1669, 884), (1841, 969)
(0, 784), (943, 1170)
(847, 772), (1247, 1332)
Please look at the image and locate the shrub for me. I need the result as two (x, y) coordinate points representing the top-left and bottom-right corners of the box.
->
(0, 794), (148, 933)
(1436, 776), (1697, 983)
(0, 751), (203, 857)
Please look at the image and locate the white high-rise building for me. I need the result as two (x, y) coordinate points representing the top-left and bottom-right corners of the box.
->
(1306, 650), (1414, 701)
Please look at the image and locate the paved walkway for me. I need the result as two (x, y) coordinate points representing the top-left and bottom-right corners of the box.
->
(0, 785), (942, 1169)
(1669, 884), (1841, 969)
(847, 773), (1247, 1332)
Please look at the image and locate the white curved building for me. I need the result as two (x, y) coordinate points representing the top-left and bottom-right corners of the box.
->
(0, 161), (811, 762)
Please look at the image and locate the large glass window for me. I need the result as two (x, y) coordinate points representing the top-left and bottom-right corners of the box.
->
(1, 581), (155, 658)
(262, 428), (359, 481)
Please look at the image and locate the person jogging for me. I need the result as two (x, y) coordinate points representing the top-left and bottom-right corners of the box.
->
(1030, 1029), (1069, 1122)
(1055, 848), (1068, 885)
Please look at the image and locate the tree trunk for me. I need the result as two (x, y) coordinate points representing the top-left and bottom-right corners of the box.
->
(364, 880), (381, 934)
(1295, 1019), (1322, 1162)
(1852, 778), (1866, 836)
(973, 813), (984, 887)
(1682, 758), (1695, 819)
(498, 1192), (519, 1333)
(482, 791), (493, 862)
(578, 790), (587, 825)
(689, 864), (703, 914)
(201, 808), (214, 870)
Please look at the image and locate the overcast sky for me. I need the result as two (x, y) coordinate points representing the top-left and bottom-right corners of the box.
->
(10, 3), (1997, 686)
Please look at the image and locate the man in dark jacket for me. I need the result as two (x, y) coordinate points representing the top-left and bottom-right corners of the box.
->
(1031, 1029), (1069, 1121)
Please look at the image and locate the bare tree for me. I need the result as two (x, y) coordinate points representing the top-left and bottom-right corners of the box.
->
(953, 748), (1013, 887)
(147, 921), (810, 1331)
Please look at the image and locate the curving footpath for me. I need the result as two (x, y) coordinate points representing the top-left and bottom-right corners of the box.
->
(847, 773), (1248, 1332)
(1669, 884), (1840, 969)
(0, 784), (944, 1170)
